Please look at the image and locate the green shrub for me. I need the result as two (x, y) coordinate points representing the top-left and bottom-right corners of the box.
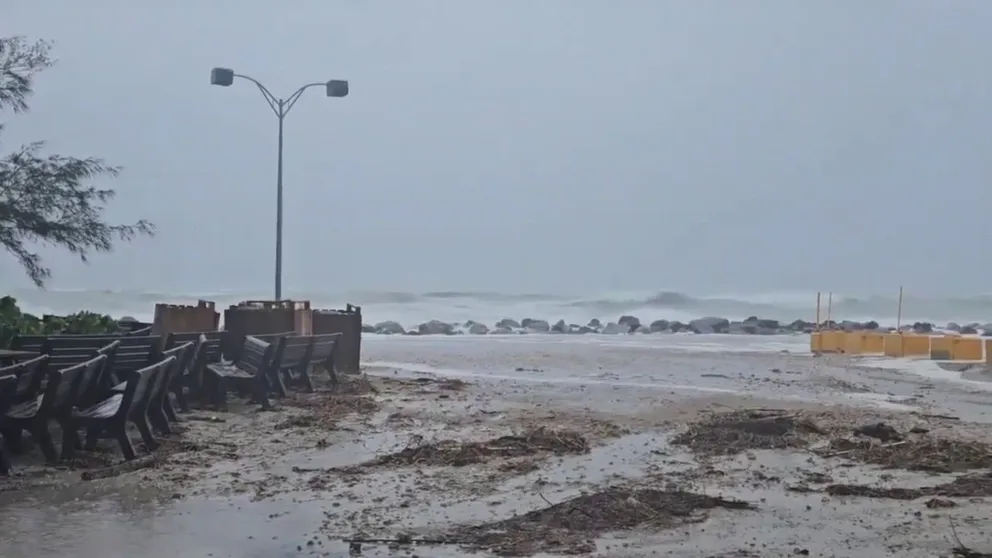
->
(0, 295), (121, 347)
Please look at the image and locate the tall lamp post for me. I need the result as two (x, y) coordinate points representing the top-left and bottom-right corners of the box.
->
(210, 67), (349, 301)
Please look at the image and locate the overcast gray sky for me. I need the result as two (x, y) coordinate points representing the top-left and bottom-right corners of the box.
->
(2, 1), (990, 296)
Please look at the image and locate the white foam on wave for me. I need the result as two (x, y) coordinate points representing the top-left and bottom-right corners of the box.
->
(858, 356), (992, 392)
(365, 332), (811, 355)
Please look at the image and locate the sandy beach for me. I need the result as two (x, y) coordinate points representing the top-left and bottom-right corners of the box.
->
(2, 334), (992, 557)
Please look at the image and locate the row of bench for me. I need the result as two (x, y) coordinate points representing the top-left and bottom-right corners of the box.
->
(0, 340), (194, 473)
(0, 331), (342, 474)
(204, 331), (342, 410)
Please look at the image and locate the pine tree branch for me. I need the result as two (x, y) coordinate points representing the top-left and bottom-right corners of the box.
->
(0, 35), (154, 287)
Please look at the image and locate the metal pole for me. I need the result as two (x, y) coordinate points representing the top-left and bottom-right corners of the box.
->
(275, 100), (286, 301)
(221, 74), (335, 301)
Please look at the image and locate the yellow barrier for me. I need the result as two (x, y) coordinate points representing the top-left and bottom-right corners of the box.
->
(951, 337), (983, 361)
(842, 331), (885, 355)
(809, 332), (822, 353)
(986, 339), (992, 364)
(812, 331), (886, 355)
(883, 333), (904, 357)
(843, 331), (864, 354)
(930, 336), (953, 360)
(902, 334), (931, 357)
(863, 332), (885, 354)
(884, 333), (931, 357)
(819, 330), (844, 353)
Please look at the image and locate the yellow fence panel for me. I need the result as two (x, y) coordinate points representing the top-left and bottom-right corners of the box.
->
(930, 336), (953, 360)
(986, 339), (992, 364)
(883, 333), (904, 357)
(902, 334), (931, 357)
(863, 332), (885, 354)
(951, 337), (983, 361)
(843, 331), (865, 354)
(809, 332), (822, 353)
(843, 331), (884, 355)
(820, 331), (844, 353)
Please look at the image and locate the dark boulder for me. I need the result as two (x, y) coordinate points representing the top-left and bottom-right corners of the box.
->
(618, 315), (641, 332)
(689, 317), (730, 334)
(648, 319), (670, 333)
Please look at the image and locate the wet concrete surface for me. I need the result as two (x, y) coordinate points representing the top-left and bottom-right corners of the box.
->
(3, 334), (992, 557)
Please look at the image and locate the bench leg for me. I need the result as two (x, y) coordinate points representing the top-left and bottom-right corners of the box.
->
(0, 438), (10, 475)
(300, 365), (316, 393)
(253, 376), (274, 411)
(113, 424), (137, 460)
(214, 377), (229, 411)
(59, 419), (81, 460)
(135, 414), (159, 451)
(162, 394), (178, 423)
(175, 383), (190, 414)
(31, 422), (59, 464)
(268, 368), (287, 398)
(84, 426), (103, 451)
(148, 404), (172, 436)
(0, 426), (22, 454)
(325, 361), (340, 388)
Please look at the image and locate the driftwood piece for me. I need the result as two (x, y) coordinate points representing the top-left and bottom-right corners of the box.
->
(915, 412), (960, 421)
(821, 440), (907, 458)
(185, 415), (227, 423)
(81, 454), (160, 481)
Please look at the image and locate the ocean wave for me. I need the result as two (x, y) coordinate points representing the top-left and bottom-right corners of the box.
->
(5, 288), (992, 327)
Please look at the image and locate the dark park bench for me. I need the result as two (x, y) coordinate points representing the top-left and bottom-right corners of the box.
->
(57, 355), (111, 460)
(41, 335), (162, 387)
(8, 334), (49, 355)
(0, 356), (51, 473)
(1, 355), (106, 464)
(224, 330), (293, 364)
(173, 334), (223, 412)
(271, 335), (315, 395)
(109, 341), (192, 435)
(164, 331), (226, 350)
(149, 342), (193, 435)
(11, 331), (125, 352)
(66, 356), (175, 461)
(163, 331), (225, 410)
(204, 336), (276, 411)
(0, 374), (17, 474)
(272, 333), (342, 392)
(241, 332), (295, 396)
(0, 355), (50, 407)
(308, 333), (343, 389)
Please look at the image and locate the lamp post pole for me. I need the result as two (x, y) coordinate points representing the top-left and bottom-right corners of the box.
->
(275, 103), (285, 301)
(210, 68), (349, 300)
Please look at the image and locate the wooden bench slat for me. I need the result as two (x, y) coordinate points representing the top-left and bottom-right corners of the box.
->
(75, 394), (123, 419)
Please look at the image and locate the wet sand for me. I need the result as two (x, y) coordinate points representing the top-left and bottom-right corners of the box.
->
(2, 334), (992, 557)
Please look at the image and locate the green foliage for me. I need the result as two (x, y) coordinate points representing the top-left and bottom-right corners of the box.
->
(0, 295), (120, 347)
(0, 35), (155, 287)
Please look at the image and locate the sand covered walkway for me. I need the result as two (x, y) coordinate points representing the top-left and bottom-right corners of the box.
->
(2, 335), (991, 557)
